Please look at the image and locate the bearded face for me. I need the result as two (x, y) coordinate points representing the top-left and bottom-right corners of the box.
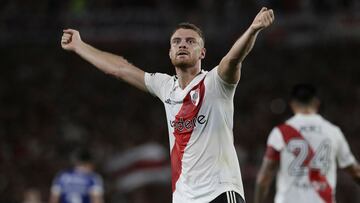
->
(169, 29), (205, 69)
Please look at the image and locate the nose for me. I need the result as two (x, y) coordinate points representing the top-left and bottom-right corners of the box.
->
(178, 40), (188, 49)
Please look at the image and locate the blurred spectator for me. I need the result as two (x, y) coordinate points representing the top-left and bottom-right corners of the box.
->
(49, 148), (104, 203)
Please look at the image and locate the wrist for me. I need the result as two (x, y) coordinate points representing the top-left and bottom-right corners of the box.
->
(248, 26), (261, 35)
(74, 41), (86, 54)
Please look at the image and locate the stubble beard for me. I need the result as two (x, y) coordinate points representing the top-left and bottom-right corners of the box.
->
(171, 57), (197, 69)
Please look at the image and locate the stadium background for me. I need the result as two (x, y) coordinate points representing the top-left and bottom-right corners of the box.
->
(1, 0), (360, 202)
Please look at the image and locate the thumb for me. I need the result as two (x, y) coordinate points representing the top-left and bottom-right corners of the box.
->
(61, 41), (73, 50)
(63, 28), (77, 35)
(260, 7), (267, 13)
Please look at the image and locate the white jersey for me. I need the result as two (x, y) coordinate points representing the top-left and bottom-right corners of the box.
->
(266, 113), (356, 203)
(145, 67), (244, 203)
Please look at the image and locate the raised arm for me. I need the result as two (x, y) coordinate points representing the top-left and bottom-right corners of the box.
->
(218, 7), (274, 84)
(254, 158), (278, 203)
(61, 29), (146, 91)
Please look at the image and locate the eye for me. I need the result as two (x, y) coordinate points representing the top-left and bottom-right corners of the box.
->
(188, 39), (195, 44)
(172, 39), (180, 45)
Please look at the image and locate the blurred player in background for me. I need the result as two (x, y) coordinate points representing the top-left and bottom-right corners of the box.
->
(254, 84), (360, 203)
(49, 149), (104, 203)
(61, 7), (274, 203)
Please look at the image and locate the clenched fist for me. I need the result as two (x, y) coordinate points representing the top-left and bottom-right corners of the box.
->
(61, 29), (82, 52)
(250, 7), (275, 32)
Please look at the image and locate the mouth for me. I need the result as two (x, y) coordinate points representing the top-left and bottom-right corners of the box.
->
(176, 50), (190, 56)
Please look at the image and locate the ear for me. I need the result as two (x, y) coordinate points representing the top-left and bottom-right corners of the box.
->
(169, 48), (172, 59)
(200, 47), (206, 59)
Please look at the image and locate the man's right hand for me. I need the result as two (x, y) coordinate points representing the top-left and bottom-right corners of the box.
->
(61, 29), (82, 52)
(60, 28), (147, 91)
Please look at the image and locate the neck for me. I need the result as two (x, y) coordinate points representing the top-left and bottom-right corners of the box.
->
(75, 164), (92, 173)
(294, 107), (317, 115)
(175, 63), (201, 89)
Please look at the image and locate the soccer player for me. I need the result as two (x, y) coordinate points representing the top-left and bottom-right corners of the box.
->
(61, 7), (274, 203)
(49, 149), (104, 203)
(254, 84), (360, 203)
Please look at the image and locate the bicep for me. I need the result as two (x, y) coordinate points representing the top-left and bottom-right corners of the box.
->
(207, 66), (238, 100)
(218, 57), (242, 84)
(261, 129), (283, 180)
(118, 66), (147, 92)
(257, 158), (279, 185)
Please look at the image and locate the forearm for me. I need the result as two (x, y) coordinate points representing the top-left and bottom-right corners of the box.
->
(254, 157), (278, 203)
(223, 27), (260, 64)
(254, 170), (273, 203)
(73, 41), (147, 91)
(223, 7), (274, 65)
(254, 182), (270, 203)
(218, 27), (260, 83)
(75, 42), (136, 78)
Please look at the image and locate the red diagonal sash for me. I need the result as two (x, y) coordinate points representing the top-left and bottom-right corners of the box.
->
(170, 78), (206, 192)
(278, 124), (333, 203)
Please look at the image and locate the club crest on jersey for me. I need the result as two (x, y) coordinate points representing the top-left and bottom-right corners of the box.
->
(190, 89), (200, 106)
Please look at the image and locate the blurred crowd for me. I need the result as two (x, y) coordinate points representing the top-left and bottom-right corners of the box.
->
(1, 0), (360, 44)
(1, 0), (360, 203)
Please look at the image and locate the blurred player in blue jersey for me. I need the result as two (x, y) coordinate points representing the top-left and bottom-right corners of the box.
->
(49, 149), (104, 203)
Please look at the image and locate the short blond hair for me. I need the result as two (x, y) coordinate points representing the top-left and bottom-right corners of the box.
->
(172, 22), (205, 46)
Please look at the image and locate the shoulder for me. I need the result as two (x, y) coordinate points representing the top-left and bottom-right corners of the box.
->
(87, 172), (103, 183)
(145, 72), (174, 83)
(90, 172), (103, 179)
(56, 169), (72, 177)
(316, 116), (344, 138)
(144, 72), (176, 98)
(52, 169), (72, 185)
(205, 66), (236, 85)
(203, 66), (238, 99)
(321, 117), (340, 130)
(268, 126), (283, 139)
(144, 72), (175, 89)
(267, 126), (286, 151)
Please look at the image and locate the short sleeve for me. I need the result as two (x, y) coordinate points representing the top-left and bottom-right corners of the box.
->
(206, 66), (238, 100)
(144, 72), (172, 102)
(89, 174), (104, 195)
(336, 128), (356, 168)
(50, 173), (62, 195)
(267, 127), (285, 152)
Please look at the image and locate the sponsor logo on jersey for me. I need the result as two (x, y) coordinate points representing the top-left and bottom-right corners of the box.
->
(170, 115), (207, 132)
